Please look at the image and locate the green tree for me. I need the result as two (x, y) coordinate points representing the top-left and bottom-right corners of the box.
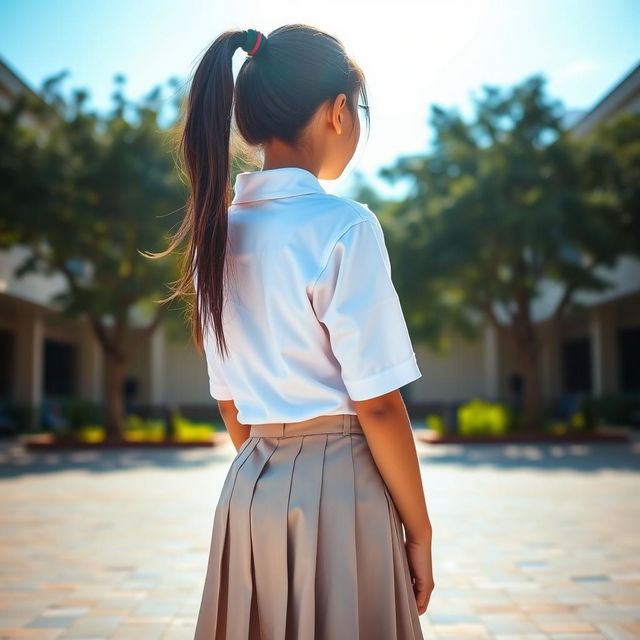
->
(0, 71), (187, 440)
(579, 111), (640, 252)
(378, 74), (639, 431)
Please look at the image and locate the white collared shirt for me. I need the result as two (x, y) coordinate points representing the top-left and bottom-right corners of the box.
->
(198, 167), (422, 425)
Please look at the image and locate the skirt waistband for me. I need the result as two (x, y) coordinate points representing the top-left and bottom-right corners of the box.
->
(249, 413), (363, 438)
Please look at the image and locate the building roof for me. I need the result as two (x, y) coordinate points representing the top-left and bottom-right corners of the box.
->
(570, 61), (640, 136)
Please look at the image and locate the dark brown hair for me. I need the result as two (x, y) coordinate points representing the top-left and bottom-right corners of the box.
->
(153, 24), (370, 360)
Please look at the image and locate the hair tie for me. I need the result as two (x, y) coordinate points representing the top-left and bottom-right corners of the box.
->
(243, 29), (267, 57)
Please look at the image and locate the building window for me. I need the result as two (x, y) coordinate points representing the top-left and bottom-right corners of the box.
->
(561, 336), (592, 393)
(0, 330), (15, 400)
(44, 339), (78, 396)
(618, 326), (640, 392)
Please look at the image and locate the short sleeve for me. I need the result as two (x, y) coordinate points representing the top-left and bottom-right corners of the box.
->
(310, 218), (422, 401)
(203, 337), (234, 400)
(193, 258), (234, 401)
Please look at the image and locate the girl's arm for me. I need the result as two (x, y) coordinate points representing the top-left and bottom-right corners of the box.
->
(217, 399), (250, 452)
(353, 388), (434, 614)
(352, 389), (431, 543)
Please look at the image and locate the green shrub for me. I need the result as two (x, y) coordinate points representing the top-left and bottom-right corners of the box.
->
(544, 418), (569, 435)
(585, 393), (639, 427)
(58, 397), (102, 430)
(457, 398), (511, 436)
(543, 409), (595, 434)
(172, 413), (215, 442)
(53, 411), (219, 443)
(124, 414), (165, 441)
(424, 414), (445, 435)
(73, 425), (105, 442)
(1, 402), (34, 432)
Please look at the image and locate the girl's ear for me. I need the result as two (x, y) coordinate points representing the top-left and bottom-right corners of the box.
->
(331, 93), (347, 135)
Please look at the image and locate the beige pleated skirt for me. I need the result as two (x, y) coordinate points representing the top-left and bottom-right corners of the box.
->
(194, 413), (424, 640)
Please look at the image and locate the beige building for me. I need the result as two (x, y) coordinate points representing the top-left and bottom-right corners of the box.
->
(1, 58), (638, 429)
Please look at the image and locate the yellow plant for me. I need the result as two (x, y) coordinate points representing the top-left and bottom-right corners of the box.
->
(173, 414), (215, 442)
(75, 425), (105, 442)
(425, 414), (445, 435)
(570, 411), (586, 429)
(549, 421), (568, 435)
(457, 398), (510, 436)
(71, 414), (217, 442)
(124, 415), (165, 442)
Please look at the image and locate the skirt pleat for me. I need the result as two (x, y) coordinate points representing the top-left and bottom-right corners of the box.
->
(250, 435), (304, 639)
(315, 433), (360, 639)
(351, 432), (403, 640)
(194, 437), (258, 640)
(224, 438), (278, 638)
(194, 416), (424, 640)
(284, 434), (326, 639)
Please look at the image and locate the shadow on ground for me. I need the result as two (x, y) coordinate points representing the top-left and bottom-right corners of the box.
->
(1, 427), (638, 478)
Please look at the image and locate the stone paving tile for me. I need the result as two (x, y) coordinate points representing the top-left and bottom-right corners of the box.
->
(0, 430), (638, 639)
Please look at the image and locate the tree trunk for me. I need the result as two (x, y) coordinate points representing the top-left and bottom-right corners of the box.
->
(87, 315), (131, 442)
(510, 320), (544, 432)
(517, 348), (543, 432)
(104, 353), (127, 441)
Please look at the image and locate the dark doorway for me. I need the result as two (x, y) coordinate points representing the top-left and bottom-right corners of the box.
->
(508, 373), (523, 402)
(561, 336), (592, 393)
(123, 376), (140, 414)
(618, 325), (640, 392)
(44, 339), (78, 396)
(0, 330), (15, 400)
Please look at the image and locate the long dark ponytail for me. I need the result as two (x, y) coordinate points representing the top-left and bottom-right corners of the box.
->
(153, 24), (370, 361)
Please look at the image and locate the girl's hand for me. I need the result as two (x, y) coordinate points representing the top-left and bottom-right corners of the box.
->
(404, 537), (434, 615)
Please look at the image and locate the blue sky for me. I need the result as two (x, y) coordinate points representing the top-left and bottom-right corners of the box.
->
(1, 0), (638, 199)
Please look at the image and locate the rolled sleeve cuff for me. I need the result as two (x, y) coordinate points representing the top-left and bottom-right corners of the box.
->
(209, 383), (234, 401)
(342, 353), (422, 401)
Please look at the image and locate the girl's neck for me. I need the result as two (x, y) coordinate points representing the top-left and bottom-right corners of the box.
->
(262, 144), (321, 177)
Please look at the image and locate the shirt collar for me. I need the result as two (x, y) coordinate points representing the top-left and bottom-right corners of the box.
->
(231, 167), (328, 205)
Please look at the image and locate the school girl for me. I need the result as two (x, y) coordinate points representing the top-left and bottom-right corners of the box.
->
(167, 23), (434, 640)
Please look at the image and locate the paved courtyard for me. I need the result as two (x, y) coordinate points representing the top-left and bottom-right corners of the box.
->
(0, 429), (639, 640)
